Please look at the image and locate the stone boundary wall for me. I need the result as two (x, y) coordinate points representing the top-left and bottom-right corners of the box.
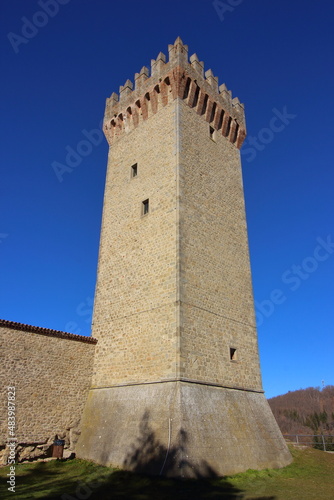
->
(0, 320), (96, 462)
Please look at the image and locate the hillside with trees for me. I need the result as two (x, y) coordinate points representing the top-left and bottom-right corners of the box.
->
(268, 386), (334, 441)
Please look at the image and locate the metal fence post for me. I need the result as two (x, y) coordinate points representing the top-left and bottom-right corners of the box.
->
(321, 434), (326, 452)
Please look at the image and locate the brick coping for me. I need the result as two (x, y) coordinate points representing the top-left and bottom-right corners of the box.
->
(0, 318), (97, 344)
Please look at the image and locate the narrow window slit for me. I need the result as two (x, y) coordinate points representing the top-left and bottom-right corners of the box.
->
(232, 122), (239, 143)
(210, 102), (217, 123)
(183, 77), (191, 99)
(131, 163), (138, 178)
(230, 348), (237, 361)
(142, 199), (149, 216)
(225, 116), (232, 137)
(217, 110), (224, 130)
(193, 85), (200, 107)
(201, 94), (209, 115)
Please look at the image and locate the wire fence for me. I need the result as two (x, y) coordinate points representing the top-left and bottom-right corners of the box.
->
(283, 434), (334, 452)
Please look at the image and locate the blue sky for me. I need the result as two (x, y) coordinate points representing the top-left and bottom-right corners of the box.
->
(1, 0), (333, 398)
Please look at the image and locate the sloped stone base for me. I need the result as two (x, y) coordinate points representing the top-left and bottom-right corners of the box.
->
(76, 381), (292, 477)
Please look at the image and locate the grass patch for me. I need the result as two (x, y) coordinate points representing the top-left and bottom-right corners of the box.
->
(0, 445), (333, 499)
(227, 445), (334, 499)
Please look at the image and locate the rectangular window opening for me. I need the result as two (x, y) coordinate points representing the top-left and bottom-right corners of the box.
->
(230, 347), (237, 361)
(193, 85), (200, 108)
(183, 77), (191, 99)
(225, 116), (232, 137)
(131, 163), (138, 178)
(209, 126), (216, 142)
(210, 102), (217, 123)
(217, 109), (224, 130)
(142, 199), (149, 216)
(232, 122), (239, 144)
(201, 94), (209, 115)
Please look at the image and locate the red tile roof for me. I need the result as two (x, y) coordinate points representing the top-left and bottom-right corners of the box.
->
(0, 318), (97, 344)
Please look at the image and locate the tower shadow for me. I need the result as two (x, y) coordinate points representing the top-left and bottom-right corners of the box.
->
(123, 409), (217, 478)
(11, 413), (278, 500)
(118, 409), (275, 499)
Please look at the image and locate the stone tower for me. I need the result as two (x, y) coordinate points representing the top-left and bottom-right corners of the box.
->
(77, 38), (291, 477)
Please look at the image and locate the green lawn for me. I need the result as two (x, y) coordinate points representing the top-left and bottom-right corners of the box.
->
(0, 446), (333, 499)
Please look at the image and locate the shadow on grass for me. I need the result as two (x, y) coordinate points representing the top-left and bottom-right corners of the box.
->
(0, 460), (83, 500)
(5, 465), (278, 500)
(57, 473), (276, 500)
(1, 460), (275, 500)
(12, 470), (246, 500)
(0, 460), (276, 500)
(0, 411), (277, 499)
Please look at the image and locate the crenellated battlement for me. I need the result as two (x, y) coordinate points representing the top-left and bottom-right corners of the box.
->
(104, 37), (246, 149)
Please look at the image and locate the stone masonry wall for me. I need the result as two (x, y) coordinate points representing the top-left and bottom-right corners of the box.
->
(91, 100), (179, 387)
(77, 39), (292, 475)
(91, 37), (260, 390)
(0, 321), (96, 460)
(179, 100), (262, 390)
